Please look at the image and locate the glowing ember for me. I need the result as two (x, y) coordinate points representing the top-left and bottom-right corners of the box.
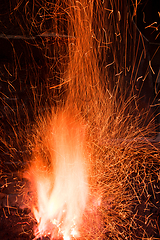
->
(25, 112), (91, 239)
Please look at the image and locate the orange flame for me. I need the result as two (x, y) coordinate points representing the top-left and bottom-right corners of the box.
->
(26, 112), (92, 239)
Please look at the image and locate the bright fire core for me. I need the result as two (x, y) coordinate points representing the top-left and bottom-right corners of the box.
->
(26, 113), (93, 239)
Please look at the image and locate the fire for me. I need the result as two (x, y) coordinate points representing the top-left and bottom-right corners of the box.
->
(25, 112), (92, 239)
(0, 0), (158, 238)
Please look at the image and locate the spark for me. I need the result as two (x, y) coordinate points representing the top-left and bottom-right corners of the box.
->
(0, 0), (160, 239)
(145, 22), (158, 31)
(149, 60), (155, 75)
